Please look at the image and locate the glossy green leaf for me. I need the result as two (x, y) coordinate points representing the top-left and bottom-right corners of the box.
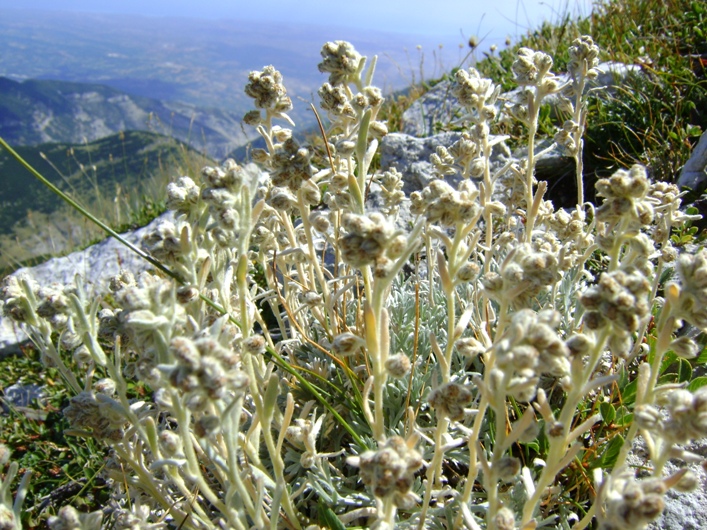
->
(600, 402), (616, 424)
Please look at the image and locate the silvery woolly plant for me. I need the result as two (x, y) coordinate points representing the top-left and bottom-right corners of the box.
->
(1, 36), (706, 530)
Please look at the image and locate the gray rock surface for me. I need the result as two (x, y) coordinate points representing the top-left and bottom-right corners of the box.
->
(0, 212), (174, 357)
(401, 80), (460, 137)
(678, 131), (707, 194)
(380, 131), (511, 194)
(380, 131), (462, 192)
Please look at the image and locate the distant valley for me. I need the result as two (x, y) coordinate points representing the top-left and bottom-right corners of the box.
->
(0, 130), (212, 237)
(0, 9), (462, 120)
(0, 76), (254, 159)
(0, 8), (465, 269)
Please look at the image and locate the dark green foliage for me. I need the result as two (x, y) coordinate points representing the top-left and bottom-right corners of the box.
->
(0, 131), (201, 235)
(475, 0), (707, 183)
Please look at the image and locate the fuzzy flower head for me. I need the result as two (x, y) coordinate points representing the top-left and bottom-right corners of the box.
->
(318, 41), (362, 86)
(410, 179), (480, 227)
(338, 212), (403, 273)
(598, 470), (666, 530)
(482, 243), (561, 310)
(635, 387), (707, 443)
(142, 219), (184, 264)
(428, 382), (473, 421)
(554, 119), (581, 157)
(270, 138), (314, 191)
(348, 436), (423, 504)
(244, 65), (293, 113)
(0, 274), (37, 324)
(373, 168), (406, 217)
(662, 387), (707, 442)
(595, 165), (654, 227)
(670, 249), (707, 329)
(47, 506), (103, 530)
(512, 47), (555, 87)
(580, 267), (651, 338)
(166, 176), (201, 217)
(63, 391), (126, 441)
(318, 82), (356, 118)
(568, 35), (600, 80)
(168, 334), (249, 401)
(451, 67), (500, 118)
(491, 309), (571, 401)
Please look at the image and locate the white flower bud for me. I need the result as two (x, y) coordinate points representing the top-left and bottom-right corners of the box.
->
(385, 353), (411, 378)
(670, 336), (699, 359)
(159, 430), (182, 456)
(332, 332), (364, 357)
(94, 378), (117, 396)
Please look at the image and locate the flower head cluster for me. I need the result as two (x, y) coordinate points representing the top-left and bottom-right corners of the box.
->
(0, 274), (37, 324)
(111, 272), (185, 355)
(567, 35), (600, 80)
(244, 65), (293, 114)
(430, 134), (489, 180)
(352, 86), (384, 110)
(142, 219), (185, 264)
(512, 47), (556, 90)
(268, 138), (314, 191)
(318, 41), (362, 86)
(285, 411), (326, 469)
(348, 436), (423, 505)
(598, 471), (667, 530)
(635, 387), (707, 444)
(47, 506), (102, 530)
(451, 67), (500, 119)
(649, 181), (686, 246)
(199, 160), (262, 245)
(580, 268), (651, 356)
(428, 382), (474, 421)
(494, 310), (570, 401)
(167, 334), (249, 401)
(0, 274), (72, 330)
(670, 249), (707, 329)
(545, 207), (586, 240)
(482, 243), (561, 310)
(166, 176), (200, 217)
(110, 500), (165, 530)
(595, 165), (654, 227)
(451, 133), (486, 177)
(554, 120), (581, 157)
(318, 82), (355, 118)
(429, 146), (456, 179)
(410, 179), (480, 227)
(338, 212), (405, 274)
(372, 168), (406, 217)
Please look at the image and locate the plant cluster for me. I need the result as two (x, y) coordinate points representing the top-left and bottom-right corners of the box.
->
(1, 33), (707, 530)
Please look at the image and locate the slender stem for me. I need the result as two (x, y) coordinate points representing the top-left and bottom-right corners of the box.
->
(520, 327), (609, 527)
(572, 69), (587, 208)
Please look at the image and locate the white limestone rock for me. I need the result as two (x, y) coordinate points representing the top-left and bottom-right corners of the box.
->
(678, 131), (707, 194)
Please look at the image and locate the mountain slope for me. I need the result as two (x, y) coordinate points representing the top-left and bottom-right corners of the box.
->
(0, 130), (212, 236)
(0, 77), (253, 159)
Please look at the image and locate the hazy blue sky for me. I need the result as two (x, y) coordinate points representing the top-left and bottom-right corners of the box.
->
(0, 1), (593, 41)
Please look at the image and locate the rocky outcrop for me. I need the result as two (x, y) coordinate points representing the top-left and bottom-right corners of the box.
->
(678, 132), (707, 194)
